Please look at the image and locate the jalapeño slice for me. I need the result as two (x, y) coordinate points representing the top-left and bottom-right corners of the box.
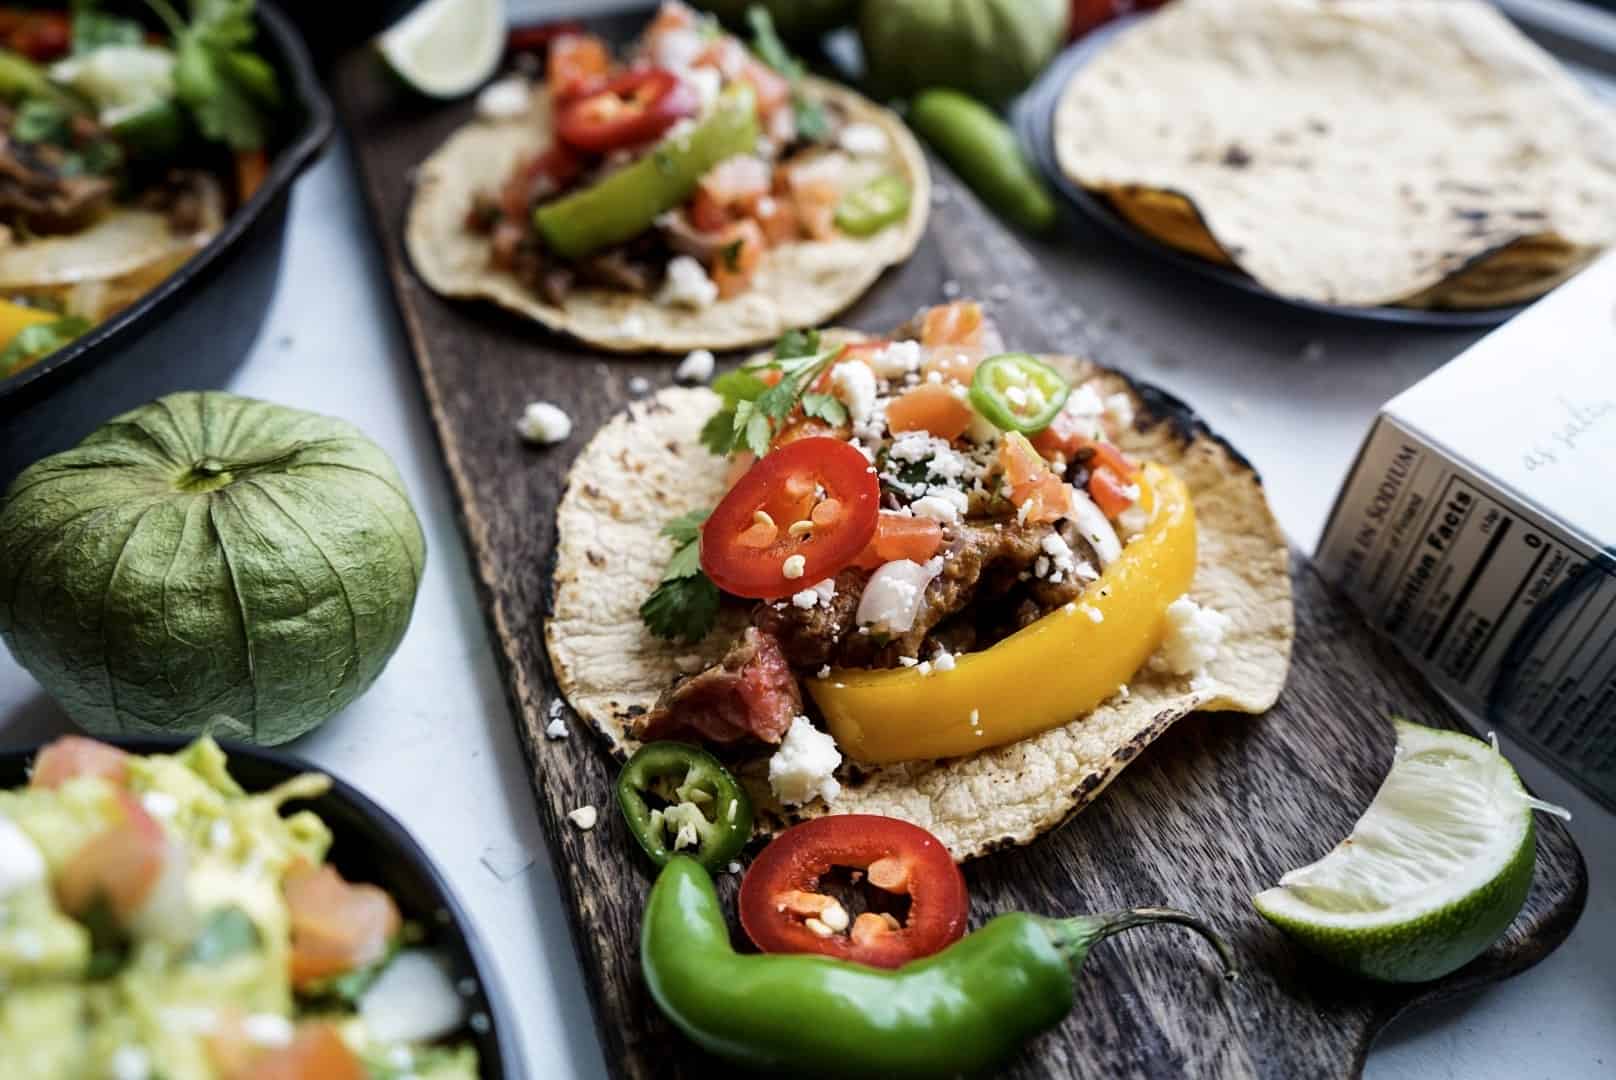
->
(616, 742), (754, 871)
(834, 173), (912, 237)
(969, 352), (1070, 434)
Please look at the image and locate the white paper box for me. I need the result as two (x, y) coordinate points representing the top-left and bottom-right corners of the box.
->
(1317, 255), (1616, 808)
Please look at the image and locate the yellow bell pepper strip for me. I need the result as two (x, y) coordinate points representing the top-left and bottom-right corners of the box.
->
(0, 297), (56, 343)
(809, 464), (1196, 764)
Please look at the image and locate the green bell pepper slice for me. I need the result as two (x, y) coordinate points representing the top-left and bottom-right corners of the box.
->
(534, 85), (760, 261)
(834, 172), (911, 237)
(641, 856), (1236, 1076)
(616, 743), (753, 872)
(969, 352), (1071, 434)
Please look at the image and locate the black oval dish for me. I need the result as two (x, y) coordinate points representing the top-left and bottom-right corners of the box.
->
(0, 736), (518, 1080)
(1012, 16), (1535, 329)
(0, 0), (335, 489)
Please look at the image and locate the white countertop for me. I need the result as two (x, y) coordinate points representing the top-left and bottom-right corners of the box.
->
(3, 7), (1614, 1075)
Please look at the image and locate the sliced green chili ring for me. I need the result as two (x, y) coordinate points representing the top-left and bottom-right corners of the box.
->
(616, 742), (754, 871)
(969, 353), (1070, 434)
(834, 173), (912, 237)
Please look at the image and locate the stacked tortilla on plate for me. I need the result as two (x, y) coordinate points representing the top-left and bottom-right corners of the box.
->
(1054, 0), (1616, 309)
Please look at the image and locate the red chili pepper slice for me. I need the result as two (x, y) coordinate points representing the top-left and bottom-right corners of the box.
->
(545, 32), (611, 105)
(738, 815), (968, 969)
(507, 21), (584, 55)
(701, 437), (879, 600)
(555, 68), (700, 154)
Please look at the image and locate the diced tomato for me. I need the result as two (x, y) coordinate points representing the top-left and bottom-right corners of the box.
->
(754, 194), (800, 245)
(839, 339), (891, 367)
(506, 22), (585, 55)
(921, 347), (984, 385)
(647, 0), (697, 37)
(557, 69), (700, 153)
(1032, 413), (1136, 475)
(30, 736), (129, 790)
(1088, 466), (1135, 519)
(695, 35), (748, 79)
(232, 1023), (365, 1080)
(885, 383), (974, 441)
(739, 815), (968, 968)
(702, 438), (881, 599)
(920, 301), (984, 347)
(999, 432), (1071, 523)
(55, 793), (171, 924)
(694, 155), (772, 233)
(789, 177), (839, 242)
(0, 10), (70, 62)
(284, 863), (401, 989)
(854, 512), (944, 569)
(546, 33), (611, 104)
(773, 417), (843, 448)
(710, 219), (766, 299)
(501, 144), (583, 221)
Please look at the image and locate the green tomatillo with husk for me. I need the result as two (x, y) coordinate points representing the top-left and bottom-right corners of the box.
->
(0, 392), (426, 745)
(859, 0), (1069, 107)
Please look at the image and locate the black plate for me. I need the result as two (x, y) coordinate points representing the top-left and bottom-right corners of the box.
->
(1013, 16), (1534, 329)
(0, 736), (518, 1080)
(0, 0), (334, 488)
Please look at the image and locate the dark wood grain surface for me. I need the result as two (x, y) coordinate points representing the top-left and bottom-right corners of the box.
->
(331, 46), (1588, 1080)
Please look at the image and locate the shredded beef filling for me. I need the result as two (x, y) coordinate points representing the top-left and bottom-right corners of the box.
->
(639, 627), (802, 746)
(0, 136), (114, 234)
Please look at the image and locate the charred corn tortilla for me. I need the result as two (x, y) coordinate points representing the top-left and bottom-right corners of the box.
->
(1055, 0), (1616, 310)
(545, 354), (1293, 860)
(406, 77), (929, 353)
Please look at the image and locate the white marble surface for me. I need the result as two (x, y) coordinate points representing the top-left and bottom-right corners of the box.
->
(3, 9), (1614, 1076)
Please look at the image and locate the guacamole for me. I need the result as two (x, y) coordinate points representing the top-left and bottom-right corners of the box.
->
(0, 737), (479, 1080)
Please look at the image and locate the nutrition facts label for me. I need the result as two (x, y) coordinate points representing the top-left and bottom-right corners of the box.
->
(1319, 420), (1616, 805)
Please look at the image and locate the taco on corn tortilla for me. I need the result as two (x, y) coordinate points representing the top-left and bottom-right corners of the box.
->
(1053, 0), (1616, 310)
(406, 2), (928, 354)
(545, 299), (1293, 860)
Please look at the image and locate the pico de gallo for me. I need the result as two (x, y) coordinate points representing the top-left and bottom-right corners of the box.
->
(0, 1), (283, 380)
(0, 736), (478, 1079)
(639, 298), (1233, 805)
(466, 2), (915, 308)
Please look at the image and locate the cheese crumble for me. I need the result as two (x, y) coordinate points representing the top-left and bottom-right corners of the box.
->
(517, 401), (572, 445)
(1153, 596), (1232, 680)
(769, 717), (842, 806)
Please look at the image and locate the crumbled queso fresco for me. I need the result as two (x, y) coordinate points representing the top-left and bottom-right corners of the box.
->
(676, 348), (715, 384)
(518, 401), (572, 445)
(769, 716), (842, 806)
(658, 254), (718, 309)
(1153, 596), (1231, 680)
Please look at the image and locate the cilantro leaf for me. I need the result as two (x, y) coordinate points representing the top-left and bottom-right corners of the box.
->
(150, 0), (280, 151)
(0, 316), (91, 377)
(711, 368), (767, 404)
(73, 13), (146, 53)
(746, 7), (831, 144)
(642, 508), (721, 642)
(11, 99), (72, 145)
(801, 392), (848, 427)
(641, 575), (721, 643)
(700, 408), (739, 456)
(660, 508), (710, 552)
(773, 327), (820, 360)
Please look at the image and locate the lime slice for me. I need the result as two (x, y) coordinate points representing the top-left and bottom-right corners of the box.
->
(1254, 719), (1569, 983)
(377, 0), (506, 99)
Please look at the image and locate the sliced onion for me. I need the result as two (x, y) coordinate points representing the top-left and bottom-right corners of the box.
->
(358, 949), (467, 1044)
(856, 559), (942, 634)
(1066, 487), (1122, 568)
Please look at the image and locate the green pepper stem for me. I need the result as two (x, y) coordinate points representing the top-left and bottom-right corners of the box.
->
(1042, 907), (1239, 983)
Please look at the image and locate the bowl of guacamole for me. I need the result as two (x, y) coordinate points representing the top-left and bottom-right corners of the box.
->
(0, 735), (513, 1079)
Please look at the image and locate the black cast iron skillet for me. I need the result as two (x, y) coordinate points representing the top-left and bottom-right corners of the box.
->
(0, 0), (335, 489)
(0, 735), (518, 1080)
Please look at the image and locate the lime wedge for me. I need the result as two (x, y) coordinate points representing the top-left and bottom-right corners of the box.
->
(377, 0), (506, 99)
(1254, 719), (1569, 983)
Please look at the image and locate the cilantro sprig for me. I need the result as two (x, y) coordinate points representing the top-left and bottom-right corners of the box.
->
(700, 329), (848, 459)
(640, 509), (722, 644)
(746, 6), (830, 143)
(144, 0), (281, 151)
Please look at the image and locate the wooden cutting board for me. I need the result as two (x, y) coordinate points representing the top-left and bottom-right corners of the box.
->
(330, 39), (1587, 1080)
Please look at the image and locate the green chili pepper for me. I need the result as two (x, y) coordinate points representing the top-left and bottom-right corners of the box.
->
(0, 49), (56, 103)
(907, 88), (1057, 233)
(834, 172), (912, 237)
(970, 352), (1070, 434)
(616, 743), (754, 872)
(642, 856), (1236, 1077)
(534, 85), (760, 260)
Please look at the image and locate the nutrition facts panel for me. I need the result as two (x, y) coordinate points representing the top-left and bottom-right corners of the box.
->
(1320, 421), (1616, 804)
